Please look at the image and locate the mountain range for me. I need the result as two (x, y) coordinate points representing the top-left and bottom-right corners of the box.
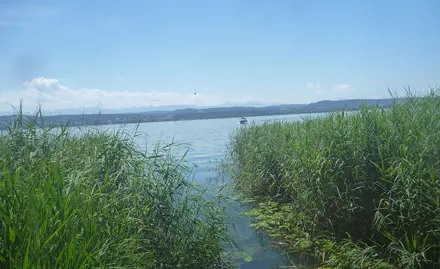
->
(0, 98), (398, 129)
(26, 102), (284, 116)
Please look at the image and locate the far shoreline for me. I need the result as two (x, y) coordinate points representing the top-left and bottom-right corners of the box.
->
(0, 97), (398, 130)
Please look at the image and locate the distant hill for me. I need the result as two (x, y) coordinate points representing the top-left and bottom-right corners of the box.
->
(44, 102), (284, 115)
(302, 98), (396, 112)
(0, 98), (398, 130)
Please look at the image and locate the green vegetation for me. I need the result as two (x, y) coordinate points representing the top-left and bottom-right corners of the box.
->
(0, 108), (234, 268)
(0, 98), (395, 130)
(227, 90), (440, 268)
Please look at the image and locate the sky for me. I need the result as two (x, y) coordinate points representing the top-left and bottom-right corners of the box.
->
(0, 0), (439, 113)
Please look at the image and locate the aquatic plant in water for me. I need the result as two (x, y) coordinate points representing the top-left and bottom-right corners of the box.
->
(227, 89), (440, 269)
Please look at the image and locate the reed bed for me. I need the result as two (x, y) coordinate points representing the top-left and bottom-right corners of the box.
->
(227, 90), (440, 268)
(0, 108), (234, 269)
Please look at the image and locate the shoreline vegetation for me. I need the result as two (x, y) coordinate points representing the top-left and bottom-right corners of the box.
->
(0, 108), (235, 268)
(227, 90), (440, 268)
(0, 98), (396, 131)
(1, 90), (436, 268)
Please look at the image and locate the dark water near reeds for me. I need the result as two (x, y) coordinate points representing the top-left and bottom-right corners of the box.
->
(115, 113), (323, 268)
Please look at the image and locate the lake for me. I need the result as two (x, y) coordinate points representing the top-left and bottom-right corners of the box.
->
(98, 113), (323, 268)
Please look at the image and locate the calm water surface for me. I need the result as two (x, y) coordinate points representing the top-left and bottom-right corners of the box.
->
(116, 113), (322, 268)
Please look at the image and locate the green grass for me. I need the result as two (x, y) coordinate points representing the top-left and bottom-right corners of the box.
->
(227, 89), (440, 268)
(0, 106), (235, 269)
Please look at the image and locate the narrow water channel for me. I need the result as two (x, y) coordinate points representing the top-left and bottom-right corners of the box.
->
(116, 113), (323, 268)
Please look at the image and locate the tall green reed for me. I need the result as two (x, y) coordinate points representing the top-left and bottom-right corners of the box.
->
(0, 107), (234, 268)
(228, 89), (440, 268)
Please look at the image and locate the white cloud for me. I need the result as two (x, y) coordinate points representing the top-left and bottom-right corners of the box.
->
(332, 84), (353, 93)
(307, 83), (323, 96)
(0, 77), (230, 112)
(24, 77), (59, 88)
(307, 83), (320, 90)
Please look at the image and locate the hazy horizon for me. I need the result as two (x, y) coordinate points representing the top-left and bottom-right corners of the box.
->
(0, 96), (399, 116)
(1, 0), (439, 112)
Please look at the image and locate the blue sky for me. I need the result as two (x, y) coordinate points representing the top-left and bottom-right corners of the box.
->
(0, 0), (439, 112)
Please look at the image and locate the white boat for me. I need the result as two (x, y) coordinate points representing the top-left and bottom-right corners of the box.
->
(239, 117), (248, 124)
